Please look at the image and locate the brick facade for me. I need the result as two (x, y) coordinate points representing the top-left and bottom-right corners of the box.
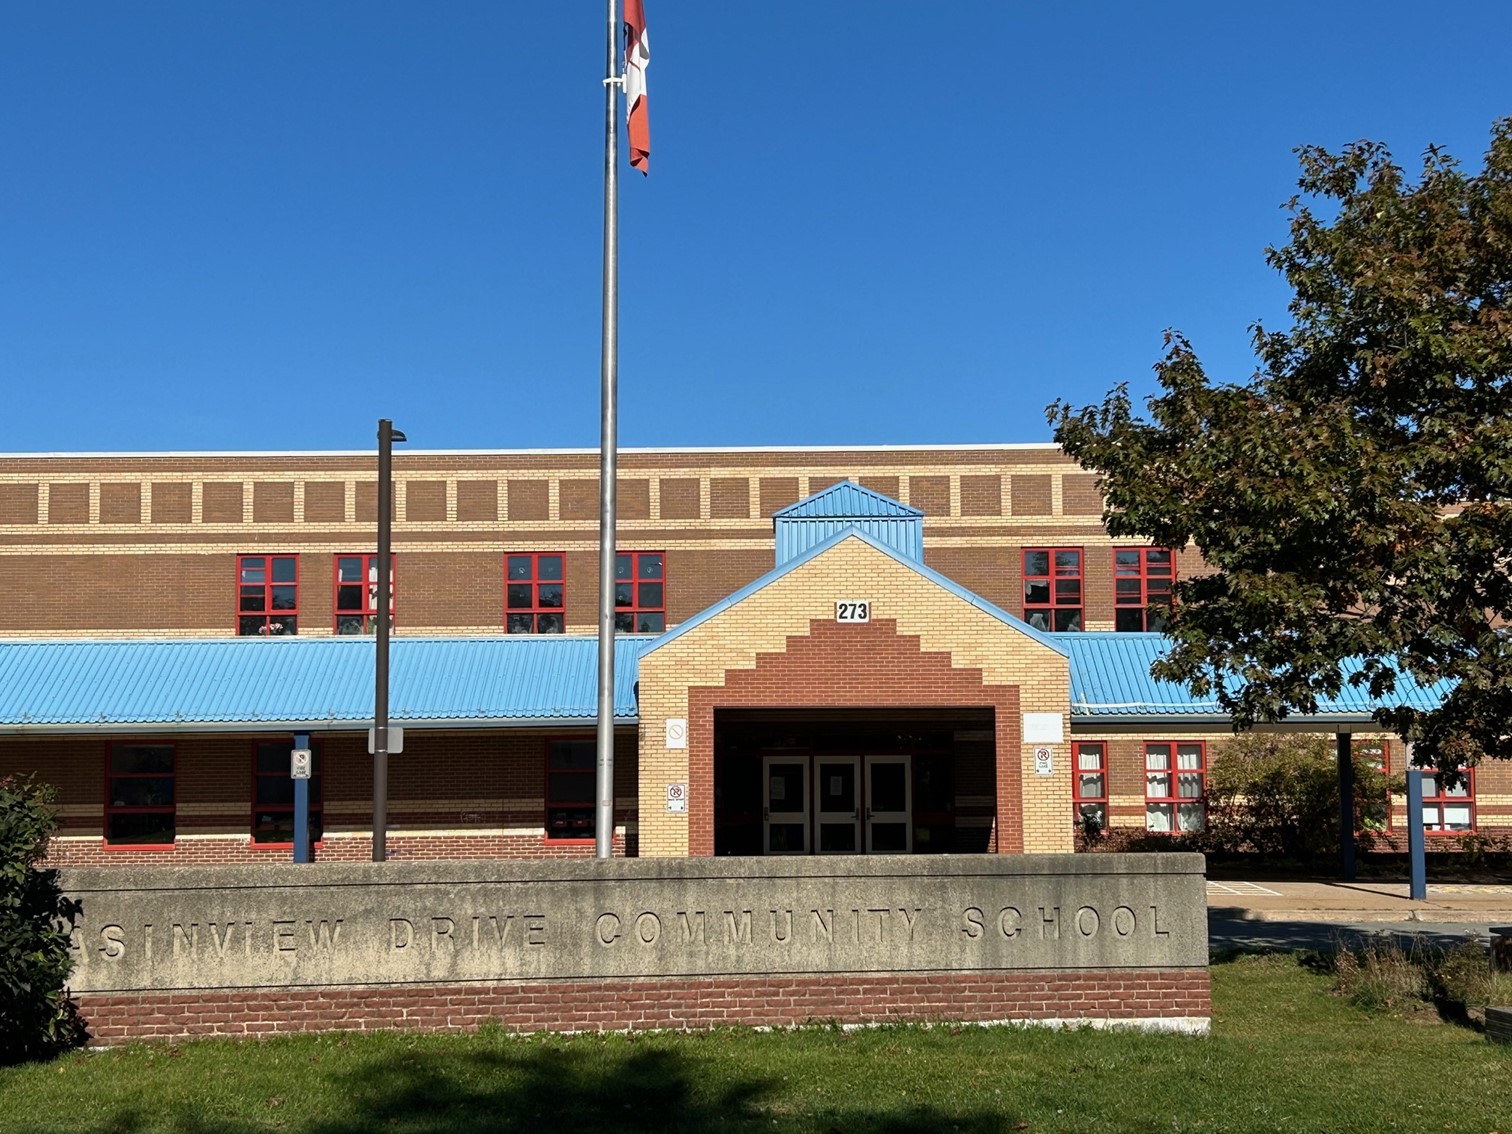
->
(2, 443), (1507, 861)
(0, 446), (1141, 639)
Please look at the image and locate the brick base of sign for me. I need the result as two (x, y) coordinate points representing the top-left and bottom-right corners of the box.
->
(73, 969), (1211, 1044)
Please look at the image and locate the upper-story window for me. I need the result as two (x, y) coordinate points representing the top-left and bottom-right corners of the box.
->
(237, 555), (298, 636)
(615, 551), (665, 633)
(334, 554), (394, 635)
(1114, 548), (1174, 632)
(506, 553), (566, 633)
(1023, 549), (1082, 632)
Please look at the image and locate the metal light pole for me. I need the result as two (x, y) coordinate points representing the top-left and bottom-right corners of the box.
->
(594, 0), (621, 860)
(373, 418), (406, 862)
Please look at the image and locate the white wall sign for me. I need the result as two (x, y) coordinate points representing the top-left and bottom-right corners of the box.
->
(367, 726), (404, 754)
(1022, 713), (1064, 744)
(290, 748), (313, 780)
(1033, 746), (1054, 776)
(665, 719), (687, 749)
(665, 783), (687, 813)
(835, 600), (870, 623)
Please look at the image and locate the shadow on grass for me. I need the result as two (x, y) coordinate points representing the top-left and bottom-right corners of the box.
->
(53, 1040), (1020, 1134)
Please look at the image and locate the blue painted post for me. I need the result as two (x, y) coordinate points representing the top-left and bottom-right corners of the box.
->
(1407, 769), (1426, 900)
(1337, 731), (1356, 882)
(293, 730), (311, 864)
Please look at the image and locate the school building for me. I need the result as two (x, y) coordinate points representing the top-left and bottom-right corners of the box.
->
(0, 443), (1498, 866)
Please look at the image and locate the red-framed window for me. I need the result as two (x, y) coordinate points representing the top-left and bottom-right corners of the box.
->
(1145, 741), (1205, 833)
(252, 739), (323, 846)
(545, 737), (596, 841)
(1072, 742), (1108, 833)
(334, 553), (394, 635)
(1421, 767), (1475, 834)
(1114, 548), (1175, 632)
(237, 554), (299, 636)
(615, 551), (665, 633)
(1023, 548), (1082, 632)
(506, 553), (566, 634)
(1354, 739), (1392, 831)
(105, 742), (175, 846)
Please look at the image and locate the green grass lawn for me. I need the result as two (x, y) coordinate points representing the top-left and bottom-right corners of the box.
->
(3, 953), (1510, 1134)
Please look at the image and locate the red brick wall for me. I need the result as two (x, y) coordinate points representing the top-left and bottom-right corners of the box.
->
(685, 618), (1023, 856)
(2, 729), (639, 867)
(75, 968), (1210, 1044)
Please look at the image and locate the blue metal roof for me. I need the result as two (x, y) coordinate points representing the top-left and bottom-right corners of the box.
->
(773, 482), (925, 565)
(773, 481), (923, 520)
(0, 630), (1454, 734)
(648, 525), (1068, 658)
(1058, 632), (1454, 723)
(0, 636), (655, 732)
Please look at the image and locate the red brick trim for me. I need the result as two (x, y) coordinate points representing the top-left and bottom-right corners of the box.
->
(75, 968), (1210, 1043)
(685, 618), (1023, 856)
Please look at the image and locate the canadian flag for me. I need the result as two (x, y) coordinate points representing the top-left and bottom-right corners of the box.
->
(623, 0), (650, 174)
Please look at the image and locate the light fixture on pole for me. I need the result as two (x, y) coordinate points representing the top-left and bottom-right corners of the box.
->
(372, 418), (406, 862)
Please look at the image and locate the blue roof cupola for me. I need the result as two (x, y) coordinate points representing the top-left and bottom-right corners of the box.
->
(772, 480), (924, 564)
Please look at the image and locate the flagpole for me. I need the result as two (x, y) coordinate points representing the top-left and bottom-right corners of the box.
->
(594, 0), (621, 860)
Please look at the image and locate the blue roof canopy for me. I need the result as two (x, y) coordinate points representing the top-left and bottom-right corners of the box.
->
(0, 636), (654, 733)
(0, 630), (1451, 735)
(1057, 632), (1454, 723)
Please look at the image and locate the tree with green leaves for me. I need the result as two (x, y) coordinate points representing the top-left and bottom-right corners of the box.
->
(1050, 118), (1512, 775)
(0, 775), (85, 1063)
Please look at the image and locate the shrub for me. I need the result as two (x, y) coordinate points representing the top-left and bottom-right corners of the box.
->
(1333, 936), (1512, 1021)
(1197, 734), (1396, 860)
(0, 774), (85, 1063)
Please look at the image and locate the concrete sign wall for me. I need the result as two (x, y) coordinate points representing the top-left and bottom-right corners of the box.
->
(62, 854), (1210, 1041)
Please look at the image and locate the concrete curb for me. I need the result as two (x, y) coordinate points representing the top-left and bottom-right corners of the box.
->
(1210, 906), (1512, 925)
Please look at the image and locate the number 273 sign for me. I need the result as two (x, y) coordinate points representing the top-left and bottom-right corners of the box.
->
(835, 600), (870, 623)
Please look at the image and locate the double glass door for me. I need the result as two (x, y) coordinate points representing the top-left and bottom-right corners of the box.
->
(762, 754), (912, 855)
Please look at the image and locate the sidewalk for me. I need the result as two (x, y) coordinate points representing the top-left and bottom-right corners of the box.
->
(1206, 880), (1512, 924)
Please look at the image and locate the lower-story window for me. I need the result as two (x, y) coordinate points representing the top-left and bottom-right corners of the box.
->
(253, 739), (323, 845)
(1072, 742), (1107, 833)
(1145, 741), (1205, 833)
(546, 738), (596, 840)
(1354, 738), (1392, 831)
(106, 742), (175, 845)
(1422, 768), (1474, 833)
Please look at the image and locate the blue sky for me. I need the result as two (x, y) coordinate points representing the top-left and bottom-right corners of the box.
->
(3, 2), (1510, 453)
